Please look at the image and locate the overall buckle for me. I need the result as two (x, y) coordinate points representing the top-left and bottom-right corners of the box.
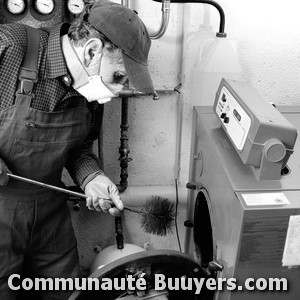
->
(18, 67), (38, 95)
(20, 79), (34, 95)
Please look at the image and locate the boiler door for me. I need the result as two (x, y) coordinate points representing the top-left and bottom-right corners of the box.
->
(70, 249), (214, 300)
(193, 189), (214, 268)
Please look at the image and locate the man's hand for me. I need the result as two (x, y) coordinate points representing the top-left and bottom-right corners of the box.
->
(84, 174), (124, 216)
(0, 158), (9, 186)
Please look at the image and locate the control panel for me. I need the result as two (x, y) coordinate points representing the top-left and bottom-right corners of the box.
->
(213, 78), (298, 180)
(215, 85), (251, 150)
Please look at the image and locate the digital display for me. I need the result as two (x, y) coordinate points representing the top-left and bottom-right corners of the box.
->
(233, 109), (241, 122)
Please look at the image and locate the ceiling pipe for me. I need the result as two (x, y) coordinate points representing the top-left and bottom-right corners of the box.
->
(152, 0), (226, 37)
(150, 0), (171, 39)
(121, 0), (129, 7)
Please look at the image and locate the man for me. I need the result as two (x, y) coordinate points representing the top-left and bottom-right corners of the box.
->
(0, 1), (154, 299)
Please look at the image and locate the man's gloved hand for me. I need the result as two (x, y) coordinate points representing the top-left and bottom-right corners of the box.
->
(0, 158), (9, 186)
(84, 174), (124, 216)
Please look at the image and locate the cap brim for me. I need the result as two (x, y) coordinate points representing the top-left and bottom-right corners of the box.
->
(122, 53), (154, 94)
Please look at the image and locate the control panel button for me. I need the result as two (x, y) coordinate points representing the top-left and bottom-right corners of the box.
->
(224, 117), (230, 124)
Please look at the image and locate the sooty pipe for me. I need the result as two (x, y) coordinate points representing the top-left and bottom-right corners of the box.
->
(117, 97), (131, 193)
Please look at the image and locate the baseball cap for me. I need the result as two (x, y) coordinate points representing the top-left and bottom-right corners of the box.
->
(88, 1), (154, 94)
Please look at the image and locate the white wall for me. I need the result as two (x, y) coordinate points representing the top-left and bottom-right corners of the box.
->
(71, 0), (300, 274)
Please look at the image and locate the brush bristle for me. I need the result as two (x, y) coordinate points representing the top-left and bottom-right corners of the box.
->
(140, 196), (176, 236)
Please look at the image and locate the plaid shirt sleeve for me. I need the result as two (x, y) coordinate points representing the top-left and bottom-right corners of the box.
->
(0, 25), (27, 110)
(65, 101), (105, 188)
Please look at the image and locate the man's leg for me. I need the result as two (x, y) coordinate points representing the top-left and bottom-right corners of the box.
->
(0, 192), (34, 300)
(28, 191), (81, 300)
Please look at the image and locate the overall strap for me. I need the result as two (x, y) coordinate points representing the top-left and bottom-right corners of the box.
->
(15, 25), (40, 106)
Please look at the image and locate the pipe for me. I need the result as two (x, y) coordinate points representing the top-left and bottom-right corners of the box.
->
(115, 216), (124, 249)
(172, 5), (189, 184)
(117, 97), (131, 193)
(119, 185), (187, 207)
(121, 0), (129, 7)
(117, 86), (181, 99)
(152, 0), (226, 36)
(116, 87), (180, 193)
(117, 89), (160, 100)
(150, 0), (171, 39)
(97, 104), (104, 170)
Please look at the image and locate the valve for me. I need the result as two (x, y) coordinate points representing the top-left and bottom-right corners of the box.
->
(205, 260), (224, 276)
(186, 181), (203, 190)
(184, 220), (193, 228)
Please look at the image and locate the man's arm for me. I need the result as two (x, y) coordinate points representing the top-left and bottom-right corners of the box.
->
(65, 101), (104, 189)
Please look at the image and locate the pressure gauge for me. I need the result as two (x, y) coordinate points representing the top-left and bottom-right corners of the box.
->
(35, 0), (55, 15)
(6, 0), (26, 15)
(67, 0), (85, 15)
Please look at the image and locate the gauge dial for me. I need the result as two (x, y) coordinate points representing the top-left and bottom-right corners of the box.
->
(6, 0), (26, 15)
(35, 0), (55, 15)
(67, 0), (85, 15)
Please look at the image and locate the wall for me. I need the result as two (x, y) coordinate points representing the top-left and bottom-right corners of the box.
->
(71, 0), (300, 274)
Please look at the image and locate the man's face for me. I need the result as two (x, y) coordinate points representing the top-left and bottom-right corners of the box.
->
(79, 40), (127, 99)
(100, 44), (127, 85)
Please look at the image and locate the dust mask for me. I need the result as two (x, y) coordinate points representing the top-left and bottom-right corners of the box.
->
(71, 41), (115, 104)
(76, 75), (114, 104)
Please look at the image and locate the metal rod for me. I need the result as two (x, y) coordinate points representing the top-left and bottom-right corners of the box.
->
(8, 173), (89, 199)
(7, 173), (140, 213)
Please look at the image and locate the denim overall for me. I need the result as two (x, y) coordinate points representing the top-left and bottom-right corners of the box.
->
(0, 26), (91, 299)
